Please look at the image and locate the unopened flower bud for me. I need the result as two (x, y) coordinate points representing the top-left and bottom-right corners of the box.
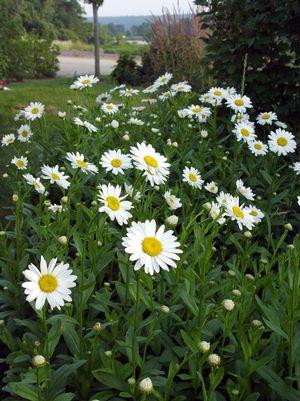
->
(232, 289), (241, 297)
(3, 173), (8, 178)
(58, 236), (67, 245)
(198, 341), (210, 353)
(61, 196), (68, 204)
(123, 134), (130, 141)
(284, 223), (293, 231)
(44, 200), (51, 207)
(165, 215), (178, 227)
(32, 355), (46, 368)
(105, 350), (112, 357)
(208, 353), (221, 367)
(252, 319), (263, 328)
(12, 194), (18, 202)
(93, 322), (102, 333)
(223, 299), (235, 311)
(111, 120), (119, 128)
(128, 377), (136, 385)
(244, 231), (252, 238)
(139, 377), (154, 394)
(161, 305), (170, 314)
(0, 231), (6, 236)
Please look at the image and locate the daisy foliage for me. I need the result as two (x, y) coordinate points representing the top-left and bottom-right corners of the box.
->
(0, 72), (299, 401)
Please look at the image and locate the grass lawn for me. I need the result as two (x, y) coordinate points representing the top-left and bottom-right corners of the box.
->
(0, 77), (114, 132)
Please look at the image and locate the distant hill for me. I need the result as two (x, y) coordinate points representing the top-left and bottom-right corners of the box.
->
(86, 15), (152, 30)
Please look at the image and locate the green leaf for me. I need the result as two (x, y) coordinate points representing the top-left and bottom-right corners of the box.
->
(257, 366), (300, 401)
(4, 383), (39, 401)
(92, 369), (128, 391)
(53, 393), (75, 401)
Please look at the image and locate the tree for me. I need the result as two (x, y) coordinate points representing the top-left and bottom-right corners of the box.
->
(195, 0), (300, 126)
(85, 0), (104, 78)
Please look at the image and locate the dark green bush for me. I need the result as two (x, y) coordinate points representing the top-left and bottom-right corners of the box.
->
(195, 0), (300, 126)
(0, 35), (59, 81)
(111, 53), (142, 86)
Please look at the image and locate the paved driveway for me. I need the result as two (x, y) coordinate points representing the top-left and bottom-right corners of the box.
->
(58, 55), (118, 77)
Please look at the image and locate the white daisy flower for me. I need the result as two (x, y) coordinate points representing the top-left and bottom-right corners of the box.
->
(128, 117), (144, 126)
(130, 142), (170, 186)
(216, 191), (232, 207)
(205, 181), (219, 194)
(17, 125), (33, 142)
(177, 109), (191, 118)
(41, 165), (70, 189)
(164, 191), (182, 210)
(23, 174), (46, 194)
(101, 103), (119, 115)
(48, 204), (63, 213)
(96, 92), (111, 104)
(206, 201), (226, 224)
(159, 91), (175, 101)
(226, 94), (252, 114)
(154, 72), (173, 87)
(247, 205), (264, 224)
(208, 87), (226, 102)
(72, 74), (99, 90)
(1, 133), (15, 146)
(225, 196), (255, 231)
(100, 149), (132, 175)
(24, 102), (44, 121)
(65, 152), (98, 174)
(122, 219), (182, 275)
(257, 111), (277, 126)
(291, 162), (300, 175)
(124, 183), (141, 202)
(182, 166), (203, 188)
(171, 81), (192, 93)
(199, 92), (219, 105)
(231, 113), (250, 123)
(248, 140), (268, 156)
(73, 117), (97, 132)
(11, 156), (28, 170)
(268, 129), (297, 156)
(119, 88), (139, 97)
(22, 256), (77, 310)
(98, 184), (133, 226)
(143, 84), (159, 94)
(236, 179), (255, 201)
(188, 105), (211, 120)
(233, 122), (256, 143)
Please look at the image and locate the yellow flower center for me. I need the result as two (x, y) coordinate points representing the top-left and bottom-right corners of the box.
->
(106, 196), (120, 211)
(178, 85), (185, 91)
(142, 237), (162, 256)
(21, 130), (28, 137)
(111, 158), (122, 167)
(31, 107), (39, 114)
(144, 156), (158, 168)
(16, 160), (24, 168)
(161, 77), (167, 83)
(51, 172), (60, 180)
(213, 90), (222, 96)
(250, 210), (257, 216)
(232, 206), (244, 218)
(262, 113), (270, 120)
(34, 182), (41, 189)
(82, 79), (90, 84)
(76, 159), (88, 169)
(106, 104), (113, 110)
(254, 143), (262, 150)
(8, 138), (14, 143)
(188, 173), (197, 182)
(241, 128), (249, 137)
(192, 106), (201, 113)
(38, 274), (58, 293)
(277, 137), (287, 147)
(234, 99), (244, 106)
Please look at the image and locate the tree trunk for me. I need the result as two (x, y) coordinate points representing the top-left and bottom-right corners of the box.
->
(93, 3), (100, 78)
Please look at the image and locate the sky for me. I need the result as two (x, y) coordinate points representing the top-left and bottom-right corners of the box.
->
(79, 0), (194, 17)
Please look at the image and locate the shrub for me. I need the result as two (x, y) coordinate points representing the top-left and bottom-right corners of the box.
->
(148, 6), (205, 82)
(111, 53), (142, 85)
(0, 35), (59, 81)
(195, 0), (300, 126)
